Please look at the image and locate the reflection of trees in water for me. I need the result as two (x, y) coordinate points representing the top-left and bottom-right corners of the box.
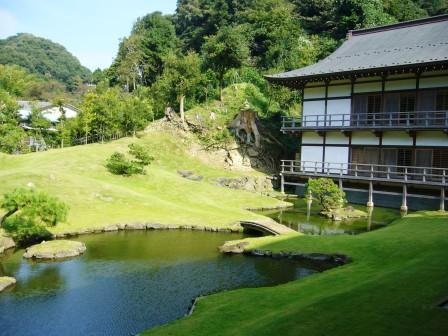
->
(14, 265), (66, 297)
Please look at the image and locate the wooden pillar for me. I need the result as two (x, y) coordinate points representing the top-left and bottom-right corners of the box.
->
(339, 179), (343, 191)
(367, 181), (374, 208)
(441, 187), (446, 212)
(401, 184), (408, 212)
(280, 174), (285, 194)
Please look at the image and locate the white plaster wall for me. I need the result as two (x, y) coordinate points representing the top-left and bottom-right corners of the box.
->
(328, 85), (351, 98)
(385, 79), (416, 91)
(382, 132), (413, 146)
(351, 131), (380, 145)
(301, 146), (323, 171)
(304, 87), (326, 99)
(303, 100), (326, 127)
(324, 146), (349, 173)
(302, 132), (324, 144)
(326, 132), (350, 145)
(420, 76), (448, 89)
(416, 131), (448, 147)
(327, 99), (351, 126)
(354, 81), (382, 93)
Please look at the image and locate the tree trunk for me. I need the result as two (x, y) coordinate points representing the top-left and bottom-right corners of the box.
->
(0, 208), (17, 226)
(229, 109), (261, 148)
(179, 95), (186, 128)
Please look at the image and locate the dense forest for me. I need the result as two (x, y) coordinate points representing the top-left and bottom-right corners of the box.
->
(0, 33), (91, 91)
(0, 0), (447, 154)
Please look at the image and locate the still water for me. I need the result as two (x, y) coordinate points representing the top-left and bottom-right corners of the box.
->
(257, 198), (401, 235)
(0, 230), (322, 336)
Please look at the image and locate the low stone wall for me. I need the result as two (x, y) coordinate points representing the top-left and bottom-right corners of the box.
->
(53, 222), (243, 239)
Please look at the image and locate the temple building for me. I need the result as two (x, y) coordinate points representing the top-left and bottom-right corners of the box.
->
(266, 15), (448, 210)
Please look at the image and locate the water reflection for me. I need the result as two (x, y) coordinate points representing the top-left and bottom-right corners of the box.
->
(257, 198), (400, 235)
(0, 231), (322, 336)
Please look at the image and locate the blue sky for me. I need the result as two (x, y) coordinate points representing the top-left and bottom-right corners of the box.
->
(0, 0), (177, 70)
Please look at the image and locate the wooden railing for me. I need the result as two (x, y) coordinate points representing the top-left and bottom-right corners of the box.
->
(281, 160), (448, 186)
(282, 110), (448, 130)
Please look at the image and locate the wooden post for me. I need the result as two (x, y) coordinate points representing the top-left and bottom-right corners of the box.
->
(367, 181), (374, 208)
(339, 179), (343, 191)
(440, 187), (445, 212)
(280, 174), (285, 194)
(401, 184), (408, 212)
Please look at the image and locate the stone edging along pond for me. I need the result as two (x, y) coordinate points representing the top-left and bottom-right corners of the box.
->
(52, 204), (294, 239)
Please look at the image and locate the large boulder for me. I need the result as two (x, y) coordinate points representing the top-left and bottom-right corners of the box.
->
(23, 240), (86, 260)
(0, 277), (16, 292)
(0, 235), (16, 254)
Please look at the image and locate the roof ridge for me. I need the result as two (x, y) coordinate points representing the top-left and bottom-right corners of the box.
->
(349, 14), (448, 37)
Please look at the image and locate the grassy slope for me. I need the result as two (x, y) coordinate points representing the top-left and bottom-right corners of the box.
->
(0, 129), (287, 234)
(145, 211), (448, 336)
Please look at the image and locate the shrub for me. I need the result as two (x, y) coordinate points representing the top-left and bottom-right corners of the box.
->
(106, 144), (154, 176)
(129, 143), (154, 167)
(106, 152), (142, 176)
(306, 178), (346, 212)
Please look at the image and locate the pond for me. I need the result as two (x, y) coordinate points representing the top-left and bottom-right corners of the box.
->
(0, 230), (326, 336)
(256, 198), (401, 235)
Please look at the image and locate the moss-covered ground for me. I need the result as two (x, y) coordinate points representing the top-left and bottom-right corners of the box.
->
(144, 211), (448, 336)
(0, 129), (287, 234)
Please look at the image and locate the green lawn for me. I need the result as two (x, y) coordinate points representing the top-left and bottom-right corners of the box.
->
(144, 211), (448, 336)
(0, 129), (288, 234)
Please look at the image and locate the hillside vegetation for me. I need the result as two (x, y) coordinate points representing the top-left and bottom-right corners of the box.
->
(0, 129), (288, 235)
(0, 33), (91, 91)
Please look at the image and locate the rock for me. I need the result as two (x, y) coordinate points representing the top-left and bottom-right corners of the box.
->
(186, 175), (203, 182)
(23, 240), (86, 260)
(126, 222), (147, 230)
(117, 224), (127, 230)
(103, 225), (119, 232)
(219, 241), (249, 254)
(0, 277), (16, 292)
(177, 170), (194, 178)
(324, 207), (368, 221)
(26, 182), (34, 188)
(247, 147), (259, 157)
(226, 149), (245, 167)
(146, 223), (164, 230)
(0, 235), (16, 254)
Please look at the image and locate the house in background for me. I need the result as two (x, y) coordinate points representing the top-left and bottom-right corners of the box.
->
(17, 101), (81, 151)
(266, 15), (448, 211)
(17, 100), (80, 123)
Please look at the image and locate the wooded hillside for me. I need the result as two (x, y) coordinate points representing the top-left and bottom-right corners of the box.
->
(0, 33), (91, 91)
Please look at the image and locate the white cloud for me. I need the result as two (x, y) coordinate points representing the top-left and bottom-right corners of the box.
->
(0, 9), (21, 38)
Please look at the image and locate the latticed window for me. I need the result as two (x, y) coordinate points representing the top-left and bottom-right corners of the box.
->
(433, 149), (448, 169)
(397, 148), (413, 167)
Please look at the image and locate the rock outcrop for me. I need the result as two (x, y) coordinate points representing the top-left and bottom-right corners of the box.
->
(0, 235), (16, 254)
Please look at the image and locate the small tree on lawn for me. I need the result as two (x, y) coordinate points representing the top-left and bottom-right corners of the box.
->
(306, 178), (346, 213)
(0, 188), (68, 243)
(106, 143), (154, 176)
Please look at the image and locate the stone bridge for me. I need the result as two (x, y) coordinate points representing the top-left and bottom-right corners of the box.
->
(240, 218), (296, 236)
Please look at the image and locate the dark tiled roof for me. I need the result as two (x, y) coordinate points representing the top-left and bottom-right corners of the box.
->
(266, 15), (448, 85)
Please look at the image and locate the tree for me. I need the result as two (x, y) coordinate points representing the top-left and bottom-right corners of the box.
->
(122, 89), (153, 136)
(153, 52), (204, 126)
(306, 178), (346, 212)
(0, 64), (35, 96)
(202, 25), (250, 100)
(0, 188), (68, 242)
(111, 12), (178, 87)
(106, 143), (154, 176)
(53, 97), (67, 148)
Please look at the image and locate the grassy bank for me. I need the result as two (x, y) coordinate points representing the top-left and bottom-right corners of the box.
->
(144, 211), (448, 336)
(0, 129), (288, 234)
